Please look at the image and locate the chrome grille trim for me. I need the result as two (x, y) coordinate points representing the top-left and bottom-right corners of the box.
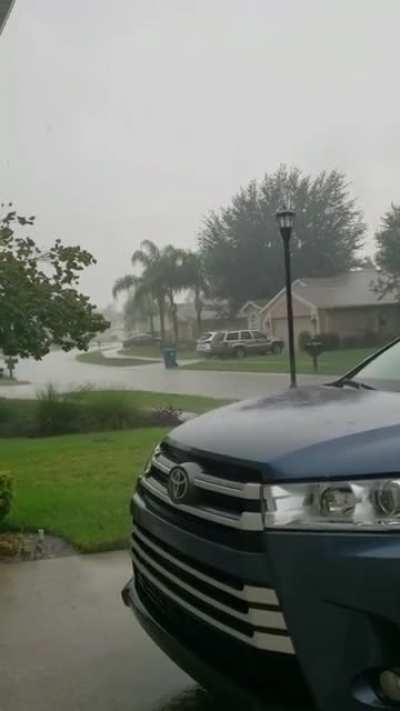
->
(153, 453), (261, 500)
(132, 531), (285, 629)
(132, 525), (279, 606)
(138, 480), (263, 531)
(133, 554), (294, 655)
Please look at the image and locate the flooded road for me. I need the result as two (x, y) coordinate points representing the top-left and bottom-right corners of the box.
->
(0, 348), (325, 401)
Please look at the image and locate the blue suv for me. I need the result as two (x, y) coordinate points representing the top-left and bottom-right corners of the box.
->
(123, 339), (400, 711)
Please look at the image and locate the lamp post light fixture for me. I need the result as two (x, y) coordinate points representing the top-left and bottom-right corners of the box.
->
(276, 206), (297, 388)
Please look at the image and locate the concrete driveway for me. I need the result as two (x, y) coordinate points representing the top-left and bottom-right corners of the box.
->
(0, 552), (198, 711)
(0, 553), (313, 711)
(0, 349), (326, 401)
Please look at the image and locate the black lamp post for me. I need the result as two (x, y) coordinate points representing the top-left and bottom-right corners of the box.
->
(276, 206), (296, 388)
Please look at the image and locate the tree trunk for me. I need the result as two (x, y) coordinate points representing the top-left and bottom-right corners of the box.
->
(168, 292), (179, 343)
(194, 287), (202, 337)
(158, 297), (166, 342)
(149, 310), (155, 336)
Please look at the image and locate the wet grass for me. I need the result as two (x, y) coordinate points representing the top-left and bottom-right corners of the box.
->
(1, 428), (167, 551)
(182, 348), (376, 376)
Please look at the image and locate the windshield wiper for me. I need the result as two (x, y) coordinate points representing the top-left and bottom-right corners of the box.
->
(335, 378), (375, 391)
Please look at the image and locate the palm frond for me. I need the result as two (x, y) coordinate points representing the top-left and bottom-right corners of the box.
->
(140, 239), (160, 260)
(112, 274), (137, 298)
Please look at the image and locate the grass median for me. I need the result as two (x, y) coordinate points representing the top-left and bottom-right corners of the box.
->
(76, 350), (157, 366)
(182, 347), (376, 376)
(119, 344), (197, 360)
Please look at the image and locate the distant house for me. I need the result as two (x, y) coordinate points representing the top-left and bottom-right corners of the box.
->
(239, 270), (400, 348)
(125, 300), (244, 342)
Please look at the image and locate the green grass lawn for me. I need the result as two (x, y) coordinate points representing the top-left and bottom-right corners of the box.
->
(182, 347), (376, 376)
(76, 350), (158, 366)
(0, 391), (228, 550)
(1, 428), (167, 552)
(119, 344), (197, 360)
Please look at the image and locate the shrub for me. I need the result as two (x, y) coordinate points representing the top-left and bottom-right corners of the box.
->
(151, 406), (182, 427)
(318, 332), (340, 350)
(0, 472), (13, 523)
(298, 331), (312, 352)
(36, 384), (82, 436)
(0, 398), (36, 437)
(340, 331), (387, 349)
(79, 391), (147, 432)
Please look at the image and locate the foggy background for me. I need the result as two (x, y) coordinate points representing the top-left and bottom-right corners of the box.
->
(0, 0), (399, 306)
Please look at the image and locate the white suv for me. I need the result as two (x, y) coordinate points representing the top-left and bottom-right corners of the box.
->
(196, 329), (284, 358)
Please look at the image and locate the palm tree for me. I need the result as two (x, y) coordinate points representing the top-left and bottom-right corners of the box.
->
(182, 251), (209, 337)
(130, 240), (168, 340)
(160, 245), (187, 343)
(123, 289), (157, 336)
(113, 240), (187, 343)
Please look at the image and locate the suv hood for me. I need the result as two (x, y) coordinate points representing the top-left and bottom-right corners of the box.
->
(168, 386), (400, 480)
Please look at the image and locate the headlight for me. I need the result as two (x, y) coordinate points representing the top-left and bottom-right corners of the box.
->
(263, 478), (400, 530)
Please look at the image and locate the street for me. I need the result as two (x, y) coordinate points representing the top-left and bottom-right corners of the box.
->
(0, 349), (326, 401)
(0, 553), (314, 711)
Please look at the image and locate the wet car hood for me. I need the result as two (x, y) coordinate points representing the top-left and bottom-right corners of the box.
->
(168, 385), (400, 480)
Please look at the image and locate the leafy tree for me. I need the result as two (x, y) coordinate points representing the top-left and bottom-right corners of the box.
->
(0, 207), (108, 359)
(374, 204), (400, 298)
(200, 166), (365, 309)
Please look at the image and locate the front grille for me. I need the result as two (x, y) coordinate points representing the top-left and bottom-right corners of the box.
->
(161, 441), (262, 483)
(137, 442), (264, 536)
(131, 525), (294, 655)
(135, 484), (265, 551)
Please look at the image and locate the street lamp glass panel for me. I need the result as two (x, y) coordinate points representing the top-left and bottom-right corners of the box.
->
(276, 208), (296, 231)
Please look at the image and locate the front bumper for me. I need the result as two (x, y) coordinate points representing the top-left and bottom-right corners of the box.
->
(123, 576), (269, 710)
(123, 501), (400, 711)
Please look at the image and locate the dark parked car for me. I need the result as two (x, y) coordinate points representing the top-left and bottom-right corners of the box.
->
(123, 339), (400, 711)
(196, 329), (284, 358)
(122, 332), (161, 348)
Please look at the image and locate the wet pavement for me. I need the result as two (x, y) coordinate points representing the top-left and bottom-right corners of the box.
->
(0, 348), (326, 401)
(0, 552), (314, 711)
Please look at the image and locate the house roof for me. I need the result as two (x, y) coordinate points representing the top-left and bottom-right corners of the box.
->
(238, 299), (267, 315)
(289, 270), (395, 309)
(255, 269), (395, 314)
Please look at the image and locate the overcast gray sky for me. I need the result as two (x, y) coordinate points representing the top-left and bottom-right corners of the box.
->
(1, 0), (399, 306)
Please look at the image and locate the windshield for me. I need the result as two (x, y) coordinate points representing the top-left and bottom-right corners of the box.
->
(352, 340), (400, 390)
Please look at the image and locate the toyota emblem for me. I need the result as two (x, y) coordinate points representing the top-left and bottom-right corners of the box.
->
(168, 466), (190, 504)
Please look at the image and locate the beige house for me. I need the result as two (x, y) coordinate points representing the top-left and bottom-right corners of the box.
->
(239, 270), (400, 348)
